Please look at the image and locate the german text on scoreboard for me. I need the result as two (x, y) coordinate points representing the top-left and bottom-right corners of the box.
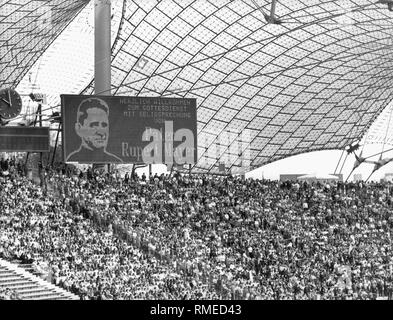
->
(61, 95), (197, 164)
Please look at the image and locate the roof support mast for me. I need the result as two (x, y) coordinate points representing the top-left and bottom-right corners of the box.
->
(251, 0), (281, 24)
(270, 0), (278, 21)
(95, 0), (111, 96)
(266, 0), (281, 24)
(94, 0), (111, 172)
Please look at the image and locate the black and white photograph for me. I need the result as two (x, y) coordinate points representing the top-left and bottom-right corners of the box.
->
(1, 0), (393, 316)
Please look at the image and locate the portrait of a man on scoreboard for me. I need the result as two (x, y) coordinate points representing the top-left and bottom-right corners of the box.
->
(66, 97), (123, 163)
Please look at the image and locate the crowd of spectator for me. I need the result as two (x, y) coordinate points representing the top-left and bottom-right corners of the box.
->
(1, 158), (393, 300)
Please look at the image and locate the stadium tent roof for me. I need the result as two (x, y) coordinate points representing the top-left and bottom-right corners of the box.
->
(2, 0), (393, 174)
(10, 0), (124, 117)
(0, 0), (90, 88)
(81, 0), (393, 173)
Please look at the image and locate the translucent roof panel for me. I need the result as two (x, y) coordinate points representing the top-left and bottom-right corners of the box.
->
(13, 0), (124, 145)
(363, 102), (393, 147)
(16, 0), (124, 112)
(0, 0), (89, 88)
(79, 0), (393, 173)
(2, 0), (386, 174)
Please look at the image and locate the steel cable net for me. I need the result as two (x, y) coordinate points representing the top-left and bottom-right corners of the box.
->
(14, 0), (124, 116)
(3, 0), (393, 174)
(0, 0), (89, 88)
(81, 0), (393, 173)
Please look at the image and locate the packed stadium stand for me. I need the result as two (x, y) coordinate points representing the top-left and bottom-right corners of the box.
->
(1, 158), (393, 300)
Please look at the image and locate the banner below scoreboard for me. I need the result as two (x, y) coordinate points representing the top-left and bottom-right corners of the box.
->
(61, 95), (197, 165)
(0, 127), (49, 152)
